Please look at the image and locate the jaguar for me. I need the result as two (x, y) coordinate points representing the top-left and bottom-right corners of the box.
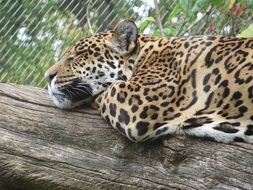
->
(45, 20), (253, 143)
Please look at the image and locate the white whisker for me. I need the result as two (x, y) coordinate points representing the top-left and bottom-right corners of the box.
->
(74, 85), (93, 95)
(65, 88), (76, 97)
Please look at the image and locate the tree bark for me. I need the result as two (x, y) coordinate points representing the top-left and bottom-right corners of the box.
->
(0, 83), (252, 190)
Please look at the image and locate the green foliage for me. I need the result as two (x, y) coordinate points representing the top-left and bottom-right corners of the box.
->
(211, 0), (224, 7)
(0, 0), (85, 87)
(238, 24), (253, 37)
(143, 0), (253, 37)
(167, 3), (182, 24)
(0, 0), (137, 87)
(138, 17), (155, 32)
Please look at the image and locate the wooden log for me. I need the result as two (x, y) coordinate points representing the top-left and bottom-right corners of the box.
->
(0, 83), (252, 190)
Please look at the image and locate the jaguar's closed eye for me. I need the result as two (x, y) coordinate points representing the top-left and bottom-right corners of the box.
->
(67, 55), (75, 60)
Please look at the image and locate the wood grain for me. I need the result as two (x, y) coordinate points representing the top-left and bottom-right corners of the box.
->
(0, 83), (252, 190)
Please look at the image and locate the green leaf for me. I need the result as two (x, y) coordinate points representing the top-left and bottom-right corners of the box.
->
(163, 27), (177, 37)
(223, 0), (236, 12)
(179, 0), (189, 13)
(211, 0), (224, 7)
(153, 29), (162, 36)
(189, 0), (209, 22)
(138, 17), (155, 32)
(238, 0), (245, 3)
(167, 3), (182, 23)
(237, 24), (253, 37)
(247, 0), (253, 7)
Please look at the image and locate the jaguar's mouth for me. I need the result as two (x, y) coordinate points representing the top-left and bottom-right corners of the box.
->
(48, 81), (93, 109)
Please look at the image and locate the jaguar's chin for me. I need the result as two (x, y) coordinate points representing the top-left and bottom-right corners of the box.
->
(48, 83), (93, 109)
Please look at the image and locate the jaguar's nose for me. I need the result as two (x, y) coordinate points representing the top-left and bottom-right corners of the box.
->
(45, 71), (57, 85)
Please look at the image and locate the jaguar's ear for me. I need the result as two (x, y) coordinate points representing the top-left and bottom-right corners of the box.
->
(106, 20), (138, 55)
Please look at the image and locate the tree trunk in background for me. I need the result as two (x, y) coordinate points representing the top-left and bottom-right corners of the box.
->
(0, 83), (253, 190)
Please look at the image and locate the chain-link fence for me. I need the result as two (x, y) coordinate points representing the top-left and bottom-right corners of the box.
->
(0, 0), (162, 88)
(1, 0), (252, 88)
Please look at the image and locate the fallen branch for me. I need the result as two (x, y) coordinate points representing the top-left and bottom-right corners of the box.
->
(0, 83), (252, 190)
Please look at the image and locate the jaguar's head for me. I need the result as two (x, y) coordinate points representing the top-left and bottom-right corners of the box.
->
(45, 20), (138, 109)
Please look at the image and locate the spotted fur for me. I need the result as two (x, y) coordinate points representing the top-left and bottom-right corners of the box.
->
(45, 20), (253, 143)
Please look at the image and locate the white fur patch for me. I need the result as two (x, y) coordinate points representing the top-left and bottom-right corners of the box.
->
(187, 123), (248, 143)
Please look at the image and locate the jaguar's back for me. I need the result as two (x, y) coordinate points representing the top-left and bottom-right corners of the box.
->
(45, 20), (253, 143)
